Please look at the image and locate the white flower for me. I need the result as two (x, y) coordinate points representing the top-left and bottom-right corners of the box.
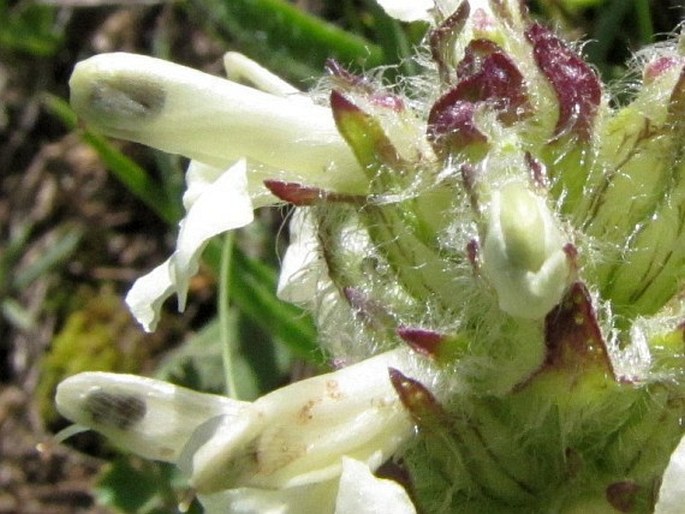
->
(69, 53), (363, 187)
(335, 456), (415, 514)
(374, 0), (494, 24)
(373, 0), (435, 22)
(69, 52), (367, 330)
(178, 349), (419, 493)
(55, 349), (423, 513)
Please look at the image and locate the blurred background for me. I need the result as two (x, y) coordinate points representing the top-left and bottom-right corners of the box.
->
(1, 0), (684, 512)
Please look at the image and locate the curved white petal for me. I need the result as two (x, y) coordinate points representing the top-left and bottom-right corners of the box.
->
(55, 372), (247, 462)
(70, 53), (366, 194)
(222, 52), (302, 98)
(277, 208), (324, 306)
(655, 435), (685, 514)
(173, 159), (254, 310)
(125, 259), (175, 332)
(197, 458), (416, 514)
(375, 0), (434, 22)
(125, 160), (254, 330)
(335, 457), (416, 514)
(199, 481), (337, 514)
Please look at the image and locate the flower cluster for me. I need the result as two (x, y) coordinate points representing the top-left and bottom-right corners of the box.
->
(57, 0), (685, 512)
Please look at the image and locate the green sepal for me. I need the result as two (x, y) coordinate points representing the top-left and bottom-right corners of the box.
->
(538, 141), (594, 218)
(361, 202), (464, 307)
(589, 67), (685, 315)
(330, 89), (403, 187)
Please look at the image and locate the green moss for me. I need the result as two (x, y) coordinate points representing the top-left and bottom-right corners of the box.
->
(37, 285), (149, 426)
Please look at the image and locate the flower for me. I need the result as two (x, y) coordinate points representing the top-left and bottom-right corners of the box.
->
(69, 52), (367, 331)
(63, 0), (685, 512)
(56, 349), (422, 513)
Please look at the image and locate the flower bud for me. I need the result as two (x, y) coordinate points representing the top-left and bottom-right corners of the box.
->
(481, 181), (571, 318)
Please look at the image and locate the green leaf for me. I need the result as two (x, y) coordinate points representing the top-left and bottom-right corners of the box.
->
(13, 224), (83, 290)
(95, 458), (200, 514)
(0, 1), (63, 56)
(186, 0), (386, 82)
(156, 313), (294, 401)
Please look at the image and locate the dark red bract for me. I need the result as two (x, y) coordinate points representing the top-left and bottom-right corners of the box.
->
(525, 23), (601, 140)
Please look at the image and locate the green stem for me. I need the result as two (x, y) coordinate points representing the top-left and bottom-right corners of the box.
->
(634, 0), (654, 46)
(219, 232), (238, 398)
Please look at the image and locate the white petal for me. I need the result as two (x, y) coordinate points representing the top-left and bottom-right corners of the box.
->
(223, 52), (302, 98)
(277, 208), (324, 306)
(655, 435), (685, 514)
(173, 159), (254, 310)
(125, 160), (254, 330)
(178, 409), (264, 492)
(375, 0), (434, 22)
(246, 349), (418, 489)
(335, 457), (416, 514)
(182, 160), (229, 210)
(70, 53), (366, 194)
(199, 481), (337, 514)
(184, 159), (276, 212)
(183, 348), (424, 493)
(125, 259), (175, 332)
(55, 372), (247, 462)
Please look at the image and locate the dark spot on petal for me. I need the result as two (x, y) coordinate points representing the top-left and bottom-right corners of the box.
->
(84, 390), (146, 430)
(87, 76), (165, 124)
